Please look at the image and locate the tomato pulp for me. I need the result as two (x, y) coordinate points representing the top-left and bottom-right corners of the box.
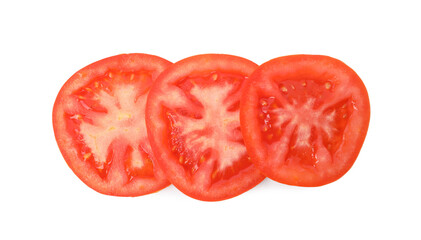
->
(146, 54), (265, 201)
(240, 55), (370, 187)
(53, 54), (171, 196)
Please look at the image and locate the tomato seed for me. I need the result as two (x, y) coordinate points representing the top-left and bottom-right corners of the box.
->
(281, 86), (288, 93)
(325, 82), (332, 90)
(83, 153), (92, 160)
(211, 73), (218, 81)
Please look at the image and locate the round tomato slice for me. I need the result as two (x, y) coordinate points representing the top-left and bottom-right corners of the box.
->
(146, 54), (265, 201)
(53, 54), (171, 196)
(240, 55), (370, 187)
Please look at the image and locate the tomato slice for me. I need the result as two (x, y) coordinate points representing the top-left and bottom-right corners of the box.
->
(146, 54), (265, 201)
(53, 54), (171, 196)
(240, 55), (370, 187)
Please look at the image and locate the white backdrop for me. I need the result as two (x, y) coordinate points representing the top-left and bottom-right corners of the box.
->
(1, 0), (420, 239)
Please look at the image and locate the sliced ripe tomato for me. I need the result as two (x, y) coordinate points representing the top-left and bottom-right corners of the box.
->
(240, 55), (370, 187)
(53, 54), (171, 196)
(146, 54), (265, 201)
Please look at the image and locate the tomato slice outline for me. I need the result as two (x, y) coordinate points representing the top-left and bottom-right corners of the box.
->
(146, 54), (265, 201)
(240, 55), (370, 187)
(53, 54), (171, 196)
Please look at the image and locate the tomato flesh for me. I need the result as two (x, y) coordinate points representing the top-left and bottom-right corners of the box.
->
(53, 54), (171, 196)
(241, 55), (370, 186)
(146, 54), (265, 201)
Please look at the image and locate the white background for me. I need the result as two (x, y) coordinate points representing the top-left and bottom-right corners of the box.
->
(1, 0), (420, 239)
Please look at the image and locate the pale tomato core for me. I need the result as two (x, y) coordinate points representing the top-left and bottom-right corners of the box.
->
(65, 71), (155, 182)
(164, 72), (250, 183)
(259, 79), (354, 169)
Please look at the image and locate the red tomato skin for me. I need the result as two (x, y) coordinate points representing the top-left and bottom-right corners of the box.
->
(53, 53), (172, 196)
(240, 55), (370, 187)
(146, 54), (265, 201)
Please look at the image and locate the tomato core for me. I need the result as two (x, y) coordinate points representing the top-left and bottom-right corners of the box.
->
(161, 71), (252, 184)
(64, 70), (156, 181)
(258, 79), (354, 168)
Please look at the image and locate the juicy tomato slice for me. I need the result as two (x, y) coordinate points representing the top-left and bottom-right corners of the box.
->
(146, 54), (265, 201)
(240, 55), (370, 187)
(53, 54), (171, 196)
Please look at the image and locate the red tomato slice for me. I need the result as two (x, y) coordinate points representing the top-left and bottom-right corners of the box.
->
(53, 54), (171, 196)
(240, 55), (370, 187)
(146, 54), (265, 201)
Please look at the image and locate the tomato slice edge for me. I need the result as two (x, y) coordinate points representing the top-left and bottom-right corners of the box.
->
(240, 55), (370, 187)
(53, 53), (172, 196)
(146, 54), (265, 201)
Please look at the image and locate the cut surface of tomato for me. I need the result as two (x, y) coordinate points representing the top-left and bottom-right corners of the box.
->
(146, 54), (265, 201)
(240, 55), (370, 187)
(53, 54), (171, 196)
